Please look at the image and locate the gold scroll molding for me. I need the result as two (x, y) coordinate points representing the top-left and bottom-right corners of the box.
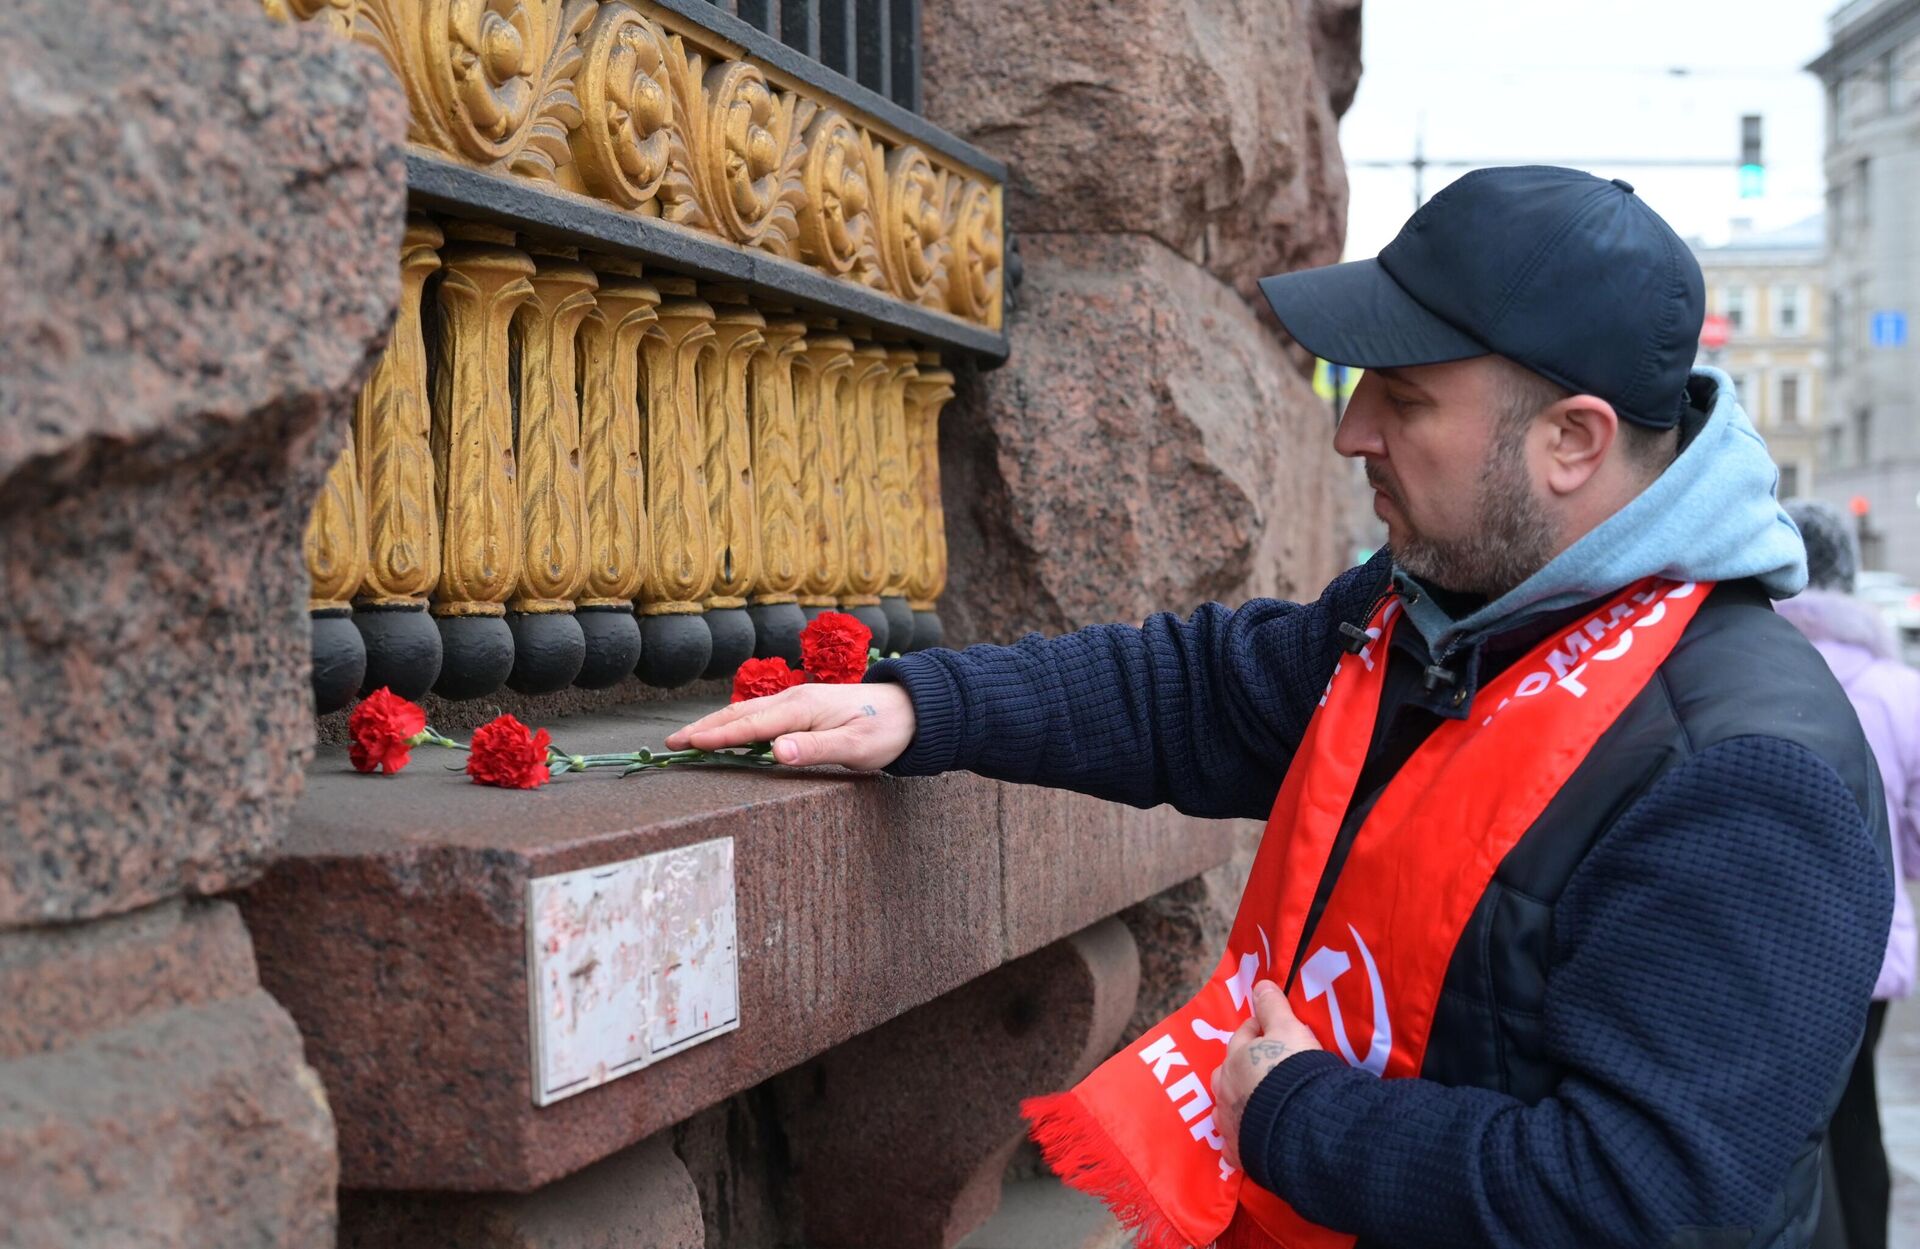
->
(273, 0), (1003, 331)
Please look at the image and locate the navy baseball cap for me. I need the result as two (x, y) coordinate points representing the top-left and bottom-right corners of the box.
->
(1258, 165), (1706, 429)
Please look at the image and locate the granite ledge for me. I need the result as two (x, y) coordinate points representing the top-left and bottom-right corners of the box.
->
(237, 696), (1233, 1191)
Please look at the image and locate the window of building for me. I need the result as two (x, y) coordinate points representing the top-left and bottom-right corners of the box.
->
(1856, 406), (1873, 466)
(1777, 371), (1804, 425)
(1772, 285), (1805, 336)
(1778, 463), (1800, 499)
(1854, 158), (1872, 234)
(1723, 285), (1748, 332)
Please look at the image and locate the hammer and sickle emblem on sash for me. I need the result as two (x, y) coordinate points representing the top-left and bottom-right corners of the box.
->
(1298, 924), (1392, 1076)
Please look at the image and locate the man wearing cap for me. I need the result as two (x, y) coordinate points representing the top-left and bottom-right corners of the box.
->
(671, 167), (1892, 1248)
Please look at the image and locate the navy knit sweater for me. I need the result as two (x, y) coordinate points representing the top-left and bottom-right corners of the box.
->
(870, 562), (1891, 1248)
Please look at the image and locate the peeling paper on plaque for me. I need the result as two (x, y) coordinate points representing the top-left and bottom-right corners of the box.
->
(526, 838), (740, 1106)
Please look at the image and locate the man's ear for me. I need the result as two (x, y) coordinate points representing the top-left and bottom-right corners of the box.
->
(1539, 395), (1619, 497)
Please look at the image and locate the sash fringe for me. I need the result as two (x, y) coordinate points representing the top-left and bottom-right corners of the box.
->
(1023, 1091), (1203, 1249)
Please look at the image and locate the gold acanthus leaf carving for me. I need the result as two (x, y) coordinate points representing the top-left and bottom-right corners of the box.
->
(904, 360), (955, 608)
(838, 344), (891, 602)
(511, 257), (599, 610)
(509, 0), (597, 182)
(945, 180), (1003, 326)
(307, 435), (370, 610)
(796, 110), (876, 279)
(749, 320), (808, 601)
(358, 217), (445, 605)
(570, 3), (675, 208)
(282, 0), (1007, 330)
(793, 330), (851, 605)
(657, 36), (812, 255)
(864, 138), (948, 305)
(702, 305), (766, 603)
(432, 241), (536, 612)
(638, 295), (718, 609)
(874, 349), (918, 596)
(577, 270), (660, 605)
(264, 0), (356, 36)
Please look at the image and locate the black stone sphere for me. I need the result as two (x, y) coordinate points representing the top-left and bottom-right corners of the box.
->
(575, 606), (642, 689)
(433, 614), (515, 701)
(807, 602), (890, 654)
(910, 610), (944, 652)
(506, 611), (587, 695)
(701, 607), (756, 680)
(310, 611), (367, 715)
(353, 604), (442, 700)
(747, 601), (806, 666)
(879, 596), (914, 657)
(637, 613), (713, 688)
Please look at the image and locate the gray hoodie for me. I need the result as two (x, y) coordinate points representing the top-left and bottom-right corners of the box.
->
(1397, 366), (1808, 657)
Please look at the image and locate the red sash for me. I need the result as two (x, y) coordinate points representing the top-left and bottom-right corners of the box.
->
(1024, 577), (1709, 1249)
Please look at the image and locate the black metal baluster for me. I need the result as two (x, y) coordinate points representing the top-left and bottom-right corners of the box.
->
(780, 0), (821, 58)
(888, 0), (920, 112)
(819, 0), (853, 77)
(737, 0), (772, 31)
(854, 0), (888, 99)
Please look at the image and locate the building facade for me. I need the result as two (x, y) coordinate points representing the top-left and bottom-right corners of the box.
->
(1810, 0), (1920, 574)
(1693, 217), (1827, 502)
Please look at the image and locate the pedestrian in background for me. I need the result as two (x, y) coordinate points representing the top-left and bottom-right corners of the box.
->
(1779, 498), (1917, 1249)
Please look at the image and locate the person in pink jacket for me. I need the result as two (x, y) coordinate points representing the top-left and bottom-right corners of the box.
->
(1779, 498), (1917, 1249)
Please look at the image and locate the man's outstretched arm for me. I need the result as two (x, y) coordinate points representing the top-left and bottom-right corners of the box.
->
(668, 554), (1390, 820)
(1222, 735), (1890, 1249)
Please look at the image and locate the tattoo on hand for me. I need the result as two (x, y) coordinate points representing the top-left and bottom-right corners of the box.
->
(860, 704), (877, 717)
(1248, 1039), (1295, 1071)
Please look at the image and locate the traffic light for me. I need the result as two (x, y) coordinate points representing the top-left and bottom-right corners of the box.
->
(1739, 114), (1764, 198)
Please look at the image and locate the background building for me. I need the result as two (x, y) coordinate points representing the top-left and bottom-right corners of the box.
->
(1692, 216), (1827, 500)
(1811, 0), (1920, 574)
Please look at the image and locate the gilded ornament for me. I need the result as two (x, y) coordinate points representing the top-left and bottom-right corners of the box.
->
(263, 0), (356, 36)
(946, 180), (1004, 327)
(307, 435), (370, 611)
(868, 141), (947, 304)
(571, 3), (674, 207)
(793, 325), (852, 608)
(637, 286), (718, 612)
(511, 254), (599, 612)
(358, 217), (445, 606)
(874, 347), (918, 599)
(904, 356), (955, 610)
(749, 318), (809, 603)
(431, 235), (536, 616)
(702, 298), (766, 607)
(797, 110), (874, 278)
(838, 343), (891, 606)
(577, 264), (660, 606)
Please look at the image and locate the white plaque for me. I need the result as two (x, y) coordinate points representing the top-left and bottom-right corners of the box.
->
(526, 838), (739, 1106)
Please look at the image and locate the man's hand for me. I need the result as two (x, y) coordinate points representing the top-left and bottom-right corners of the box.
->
(666, 681), (917, 771)
(1212, 980), (1324, 1170)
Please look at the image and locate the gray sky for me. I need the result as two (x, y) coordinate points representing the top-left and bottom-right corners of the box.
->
(1340, 0), (1832, 259)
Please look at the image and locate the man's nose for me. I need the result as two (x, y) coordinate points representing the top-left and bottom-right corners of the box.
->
(1333, 394), (1385, 460)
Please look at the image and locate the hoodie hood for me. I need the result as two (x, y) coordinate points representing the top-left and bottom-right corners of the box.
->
(1397, 366), (1807, 656)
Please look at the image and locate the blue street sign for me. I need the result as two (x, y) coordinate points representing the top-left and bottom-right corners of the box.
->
(1873, 310), (1908, 348)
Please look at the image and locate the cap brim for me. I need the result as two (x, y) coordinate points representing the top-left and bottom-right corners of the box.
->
(1257, 258), (1488, 369)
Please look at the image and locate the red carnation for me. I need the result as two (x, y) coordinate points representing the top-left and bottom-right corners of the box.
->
(800, 611), (873, 685)
(731, 656), (805, 703)
(466, 714), (555, 790)
(348, 687), (428, 775)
